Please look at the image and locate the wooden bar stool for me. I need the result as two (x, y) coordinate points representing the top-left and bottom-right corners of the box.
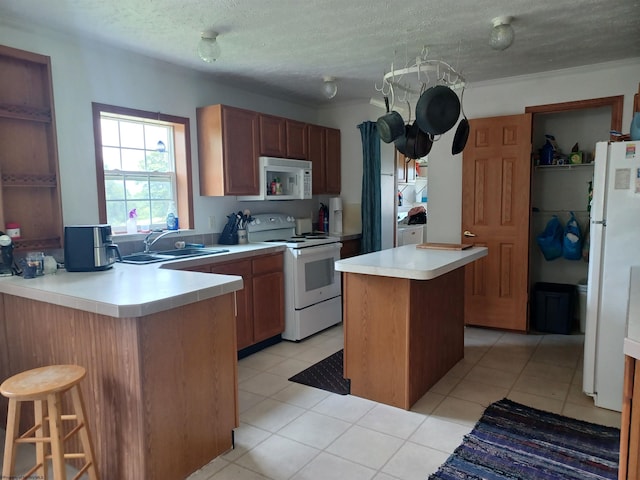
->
(1, 365), (99, 480)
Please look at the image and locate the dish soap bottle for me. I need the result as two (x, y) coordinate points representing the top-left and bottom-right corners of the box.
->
(126, 208), (138, 234)
(166, 202), (178, 230)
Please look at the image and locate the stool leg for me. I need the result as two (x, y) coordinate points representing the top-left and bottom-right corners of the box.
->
(47, 392), (66, 480)
(2, 398), (21, 479)
(34, 399), (48, 480)
(70, 385), (100, 480)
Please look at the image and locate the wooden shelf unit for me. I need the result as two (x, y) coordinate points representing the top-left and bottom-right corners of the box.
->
(0, 45), (63, 251)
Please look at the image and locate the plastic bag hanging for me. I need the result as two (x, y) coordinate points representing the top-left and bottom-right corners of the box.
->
(563, 211), (582, 260)
(536, 215), (563, 261)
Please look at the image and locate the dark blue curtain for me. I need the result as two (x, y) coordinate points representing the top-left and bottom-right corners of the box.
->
(357, 121), (381, 253)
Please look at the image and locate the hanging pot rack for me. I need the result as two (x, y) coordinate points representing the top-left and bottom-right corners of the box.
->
(375, 47), (466, 109)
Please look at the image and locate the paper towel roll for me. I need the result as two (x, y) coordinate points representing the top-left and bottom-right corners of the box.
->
(329, 197), (342, 211)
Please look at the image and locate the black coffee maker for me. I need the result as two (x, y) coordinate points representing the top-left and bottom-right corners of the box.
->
(0, 233), (15, 276)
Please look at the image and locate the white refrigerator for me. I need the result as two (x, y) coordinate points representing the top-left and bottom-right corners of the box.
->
(583, 140), (640, 412)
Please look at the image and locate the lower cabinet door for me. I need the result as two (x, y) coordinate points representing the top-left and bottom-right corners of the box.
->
(211, 260), (253, 350)
(252, 270), (284, 342)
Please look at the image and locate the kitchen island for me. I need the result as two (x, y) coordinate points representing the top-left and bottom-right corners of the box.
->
(335, 244), (487, 409)
(0, 244), (282, 480)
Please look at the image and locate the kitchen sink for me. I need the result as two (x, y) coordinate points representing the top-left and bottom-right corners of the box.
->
(120, 248), (229, 265)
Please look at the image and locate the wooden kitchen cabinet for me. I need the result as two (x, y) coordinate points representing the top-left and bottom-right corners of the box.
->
(325, 127), (341, 193)
(259, 115), (308, 160)
(251, 253), (285, 341)
(397, 150), (416, 183)
(309, 124), (341, 194)
(340, 238), (361, 258)
(196, 104), (260, 196)
(620, 355), (640, 480)
(203, 252), (284, 350)
(285, 119), (308, 159)
(259, 114), (287, 157)
(0, 45), (63, 251)
(209, 259), (254, 350)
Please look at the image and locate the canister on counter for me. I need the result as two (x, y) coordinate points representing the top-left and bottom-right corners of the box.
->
(5, 222), (20, 240)
(26, 251), (45, 276)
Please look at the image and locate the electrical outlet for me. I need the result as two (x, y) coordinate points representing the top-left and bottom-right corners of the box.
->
(208, 215), (215, 229)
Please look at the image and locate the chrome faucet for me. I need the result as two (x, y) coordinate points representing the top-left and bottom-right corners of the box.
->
(143, 229), (182, 253)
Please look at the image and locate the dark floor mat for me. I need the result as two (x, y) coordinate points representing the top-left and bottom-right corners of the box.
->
(288, 349), (350, 395)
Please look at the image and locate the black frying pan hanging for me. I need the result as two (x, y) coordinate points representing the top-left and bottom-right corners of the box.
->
(415, 130), (433, 158)
(415, 85), (461, 136)
(451, 87), (469, 155)
(451, 118), (469, 155)
(394, 102), (412, 157)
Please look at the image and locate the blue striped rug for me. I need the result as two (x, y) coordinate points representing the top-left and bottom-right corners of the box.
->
(429, 398), (620, 480)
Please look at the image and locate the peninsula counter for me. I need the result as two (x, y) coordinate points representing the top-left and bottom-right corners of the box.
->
(0, 244), (282, 480)
(335, 245), (487, 409)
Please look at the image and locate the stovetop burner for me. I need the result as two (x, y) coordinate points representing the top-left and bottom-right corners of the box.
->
(246, 213), (340, 248)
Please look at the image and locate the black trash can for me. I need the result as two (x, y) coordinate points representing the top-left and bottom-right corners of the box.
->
(531, 282), (575, 334)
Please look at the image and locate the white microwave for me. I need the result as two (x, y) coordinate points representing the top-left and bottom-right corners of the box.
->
(237, 157), (312, 201)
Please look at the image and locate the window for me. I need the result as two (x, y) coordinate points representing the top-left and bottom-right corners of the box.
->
(92, 103), (193, 234)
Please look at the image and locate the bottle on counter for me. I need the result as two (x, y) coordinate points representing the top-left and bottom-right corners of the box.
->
(126, 209), (138, 234)
(166, 202), (179, 230)
(318, 204), (325, 232)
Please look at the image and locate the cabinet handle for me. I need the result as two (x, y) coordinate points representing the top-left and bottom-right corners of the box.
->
(463, 230), (477, 237)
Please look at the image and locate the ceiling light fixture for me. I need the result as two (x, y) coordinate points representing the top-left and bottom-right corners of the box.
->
(322, 76), (338, 99)
(197, 31), (221, 63)
(489, 16), (515, 51)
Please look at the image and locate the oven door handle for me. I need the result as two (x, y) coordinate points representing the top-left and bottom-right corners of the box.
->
(293, 243), (343, 257)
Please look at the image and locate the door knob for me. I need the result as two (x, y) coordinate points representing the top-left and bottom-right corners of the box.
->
(463, 230), (477, 237)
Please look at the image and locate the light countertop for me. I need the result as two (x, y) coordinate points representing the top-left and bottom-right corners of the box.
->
(624, 266), (640, 359)
(334, 244), (488, 280)
(0, 243), (284, 318)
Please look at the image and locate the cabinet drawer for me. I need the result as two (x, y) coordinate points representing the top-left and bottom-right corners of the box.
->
(398, 226), (424, 246)
(210, 259), (251, 277)
(252, 253), (283, 275)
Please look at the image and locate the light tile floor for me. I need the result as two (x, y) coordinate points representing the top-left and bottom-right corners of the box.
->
(1, 324), (621, 480)
(187, 324), (621, 480)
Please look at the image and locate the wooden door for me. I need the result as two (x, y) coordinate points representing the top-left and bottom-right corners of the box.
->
(219, 106), (260, 195)
(462, 113), (532, 331)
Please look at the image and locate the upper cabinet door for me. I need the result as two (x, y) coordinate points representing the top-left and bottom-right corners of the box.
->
(325, 127), (341, 194)
(197, 104), (260, 196)
(259, 114), (287, 157)
(285, 120), (308, 160)
(308, 124), (327, 195)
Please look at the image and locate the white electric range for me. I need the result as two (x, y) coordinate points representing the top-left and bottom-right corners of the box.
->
(247, 213), (342, 341)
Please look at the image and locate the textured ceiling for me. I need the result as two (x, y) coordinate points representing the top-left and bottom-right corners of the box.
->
(1, 0), (639, 106)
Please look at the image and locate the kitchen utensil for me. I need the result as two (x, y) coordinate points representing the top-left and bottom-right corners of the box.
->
(394, 102), (412, 157)
(376, 96), (405, 143)
(452, 87), (469, 155)
(452, 118), (469, 155)
(414, 129), (433, 159)
(415, 85), (461, 135)
(404, 122), (421, 159)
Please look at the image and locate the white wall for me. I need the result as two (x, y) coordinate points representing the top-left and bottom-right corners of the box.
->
(325, 59), (640, 243)
(0, 17), (319, 232)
